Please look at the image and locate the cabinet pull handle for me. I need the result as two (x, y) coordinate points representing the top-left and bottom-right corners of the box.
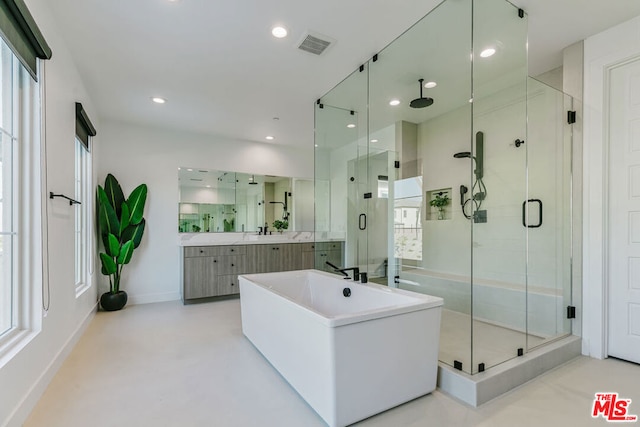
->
(231, 249), (234, 252)
(231, 263), (235, 267)
(199, 250), (204, 253)
(213, 259), (217, 263)
(231, 283), (235, 286)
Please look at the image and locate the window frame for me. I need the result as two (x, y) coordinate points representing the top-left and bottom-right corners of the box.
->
(0, 41), (42, 365)
(74, 135), (92, 296)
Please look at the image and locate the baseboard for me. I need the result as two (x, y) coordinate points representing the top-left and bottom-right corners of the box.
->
(4, 303), (97, 427)
(127, 291), (180, 305)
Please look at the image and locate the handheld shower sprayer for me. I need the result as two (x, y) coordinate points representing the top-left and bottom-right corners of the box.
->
(459, 185), (468, 207)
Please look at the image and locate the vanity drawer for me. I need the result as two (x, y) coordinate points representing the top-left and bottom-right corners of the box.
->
(217, 245), (246, 256)
(184, 245), (247, 257)
(299, 243), (316, 252)
(314, 241), (342, 251)
(215, 255), (246, 275)
(215, 274), (240, 295)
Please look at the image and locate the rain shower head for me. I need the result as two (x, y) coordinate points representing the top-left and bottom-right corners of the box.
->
(409, 79), (434, 109)
(453, 151), (472, 159)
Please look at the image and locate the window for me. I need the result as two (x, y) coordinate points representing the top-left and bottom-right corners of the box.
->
(0, 38), (42, 350)
(74, 136), (91, 295)
(0, 43), (15, 337)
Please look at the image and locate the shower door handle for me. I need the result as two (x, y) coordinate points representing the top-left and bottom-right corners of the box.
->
(359, 213), (367, 230)
(522, 199), (543, 228)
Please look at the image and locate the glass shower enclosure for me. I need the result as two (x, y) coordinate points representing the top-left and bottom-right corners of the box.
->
(314, 0), (573, 375)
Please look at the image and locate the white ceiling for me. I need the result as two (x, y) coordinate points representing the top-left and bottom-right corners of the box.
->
(48, 0), (640, 149)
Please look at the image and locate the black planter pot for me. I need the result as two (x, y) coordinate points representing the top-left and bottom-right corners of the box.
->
(100, 291), (128, 311)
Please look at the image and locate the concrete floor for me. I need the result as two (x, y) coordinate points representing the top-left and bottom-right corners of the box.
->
(25, 299), (640, 427)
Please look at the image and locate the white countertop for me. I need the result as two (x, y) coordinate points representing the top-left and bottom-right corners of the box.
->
(178, 231), (345, 247)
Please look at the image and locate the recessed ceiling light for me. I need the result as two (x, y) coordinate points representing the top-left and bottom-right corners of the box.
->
(389, 99), (401, 106)
(347, 123), (356, 128)
(424, 81), (437, 88)
(468, 98), (473, 103)
(272, 26), (288, 38)
(480, 48), (496, 58)
(314, 144), (318, 147)
(206, 185), (211, 188)
(187, 168), (193, 171)
(265, 135), (275, 140)
(152, 97), (166, 104)
(370, 139), (378, 143)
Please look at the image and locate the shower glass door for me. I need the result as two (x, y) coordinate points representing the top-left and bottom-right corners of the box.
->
(525, 78), (573, 349)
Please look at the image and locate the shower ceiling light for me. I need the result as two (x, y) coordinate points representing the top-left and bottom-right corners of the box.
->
(480, 48), (496, 58)
(370, 139), (378, 143)
(272, 26), (288, 38)
(424, 81), (437, 88)
(389, 99), (401, 106)
(152, 97), (166, 104)
(347, 123), (356, 128)
(265, 135), (275, 140)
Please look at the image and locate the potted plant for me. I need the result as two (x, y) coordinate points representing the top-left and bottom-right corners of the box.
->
(429, 193), (449, 220)
(97, 174), (147, 311)
(273, 219), (288, 233)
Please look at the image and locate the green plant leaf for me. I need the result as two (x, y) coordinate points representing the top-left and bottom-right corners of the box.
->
(100, 253), (117, 275)
(105, 233), (120, 257)
(98, 198), (120, 238)
(104, 174), (125, 217)
(122, 219), (146, 249)
(127, 184), (147, 226)
(117, 240), (135, 265)
(97, 185), (109, 206)
(119, 202), (130, 236)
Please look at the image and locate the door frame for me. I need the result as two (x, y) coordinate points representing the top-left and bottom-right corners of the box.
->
(583, 15), (640, 359)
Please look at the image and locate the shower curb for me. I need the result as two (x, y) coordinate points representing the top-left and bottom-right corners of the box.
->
(436, 335), (582, 406)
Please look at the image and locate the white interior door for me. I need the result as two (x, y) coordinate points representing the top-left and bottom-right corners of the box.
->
(608, 56), (640, 364)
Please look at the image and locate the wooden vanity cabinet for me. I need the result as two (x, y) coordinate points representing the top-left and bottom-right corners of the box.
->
(181, 241), (344, 302)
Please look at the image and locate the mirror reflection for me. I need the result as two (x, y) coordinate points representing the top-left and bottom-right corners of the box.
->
(178, 168), (313, 233)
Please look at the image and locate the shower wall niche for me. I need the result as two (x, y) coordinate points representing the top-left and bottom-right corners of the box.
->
(314, 0), (573, 375)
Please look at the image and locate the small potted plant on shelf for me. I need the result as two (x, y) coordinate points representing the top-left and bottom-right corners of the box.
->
(273, 219), (288, 233)
(429, 193), (449, 220)
(96, 174), (147, 311)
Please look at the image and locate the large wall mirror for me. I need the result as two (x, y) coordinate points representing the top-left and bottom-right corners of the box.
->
(178, 168), (314, 233)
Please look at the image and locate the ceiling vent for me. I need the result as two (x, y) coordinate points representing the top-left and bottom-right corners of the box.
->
(297, 31), (334, 56)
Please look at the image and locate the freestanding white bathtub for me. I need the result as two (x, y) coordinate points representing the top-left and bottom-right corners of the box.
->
(239, 269), (443, 427)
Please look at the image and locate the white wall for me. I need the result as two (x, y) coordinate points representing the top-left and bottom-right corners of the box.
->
(583, 15), (640, 358)
(0, 0), (100, 425)
(97, 121), (312, 304)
